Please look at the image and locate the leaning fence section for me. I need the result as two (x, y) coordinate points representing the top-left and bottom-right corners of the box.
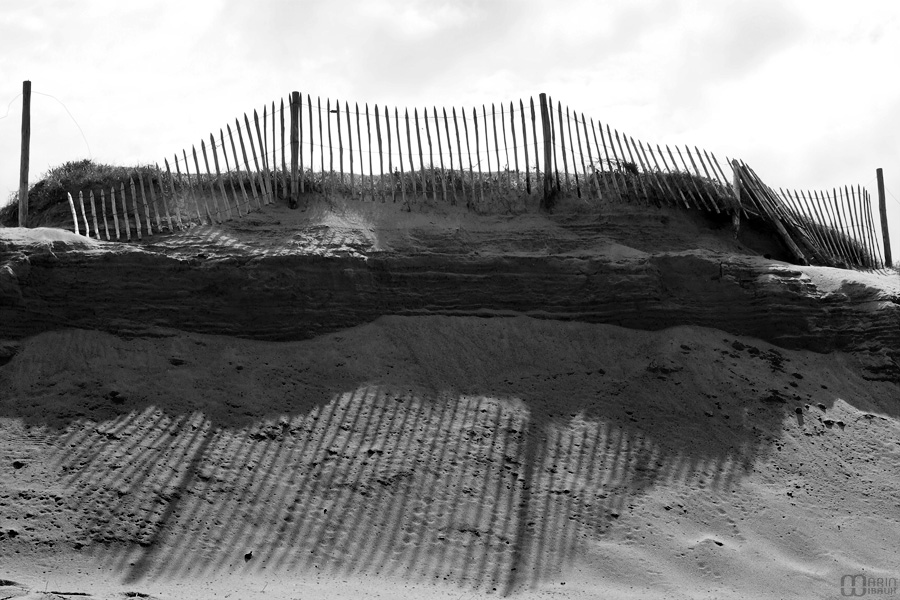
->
(64, 90), (887, 270)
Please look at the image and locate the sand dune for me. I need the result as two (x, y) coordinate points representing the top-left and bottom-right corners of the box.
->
(2, 314), (898, 599)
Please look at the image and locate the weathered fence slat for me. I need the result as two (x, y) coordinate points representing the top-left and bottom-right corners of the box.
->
(220, 130), (243, 218)
(538, 95), (553, 204)
(307, 95), (314, 190)
(75, 190), (88, 237)
(396, 108), (406, 206)
(88, 190), (101, 239)
(271, 101), (280, 198)
(425, 108), (438, 198)
(659, 145), (691, 208)
(452, 107), (463, 204)
(76, 191), (89, 237)
(864, 188), (881, 268)
(67, 192), (80, 235)
(414, 108), (425, 198)
(473, 107), (485, 204)
(509, 102), (519, 195)
(366, 104), (375, 201)
(615, 128), (640, 200)
(335, 99), (344, 186)
(357, 103), (364, 197)
(521, 100), (531, 195)
(580, 115), (596, 199)
(97, 190), (109, 240)
(815, 189), (847, 264)
(565, 107), (581, 198)
(781, 189), (824, 259)
(571, 109), (585, 199)
(556, 101), (569, 192)
(151, 166), (170, 231)
(136, 174), (152, 235)
(347, 102), (354, 194)
(108, 188), (120, 239)
(289, 93), (299, 204)
(490, 104), (500, 192)
(835, 187), (860, 265)
(483, 105), (493, 194)
(501, 104), (511, 189)
(444, 107), (456, 205)
(387, 106), (394, 203)
(375, 104), (384, 201)
(622, 132), (648, 202)
(280, 98), (288, 196)
(327, 98), (333, 194)
(424, 108), (437, 200)
(631, 137), (663, 204)
(800, 190), (839, 263)
(603, 124), (625, 199)
(405, 109), (416, 198)
(434, 107), (447, 203)
(200, 141), (222, 222)
(853, 185), (872, 266)
(848, 186), (868, 266)
(736, 162), (806, 264)
(234, 122), (260, 211)
(530, 97), (538, 195)
(226, 126), (251, 214)
(128, 179), (142, 239)
(211, 134), (234, 220)
(248, 112), (270, 205)
(250, 111), (271, 205)
(597, 123), (618, 199)
(174, 155), (197, 224)
(674, 145), (708, 211)
(462, 107), (474, 206)
(548, 96), (559, 192)
(857, 185), (877, 268)
(644, 142), (677, 206)
(119, 182), (131, 240)
(590, 119), (610, 200)
(163, 161), (184, 230)
(793, 189), (835, 262)
(317, 98), (325, 193)
(685, 146), (718, 213)
(190, 148), (213, 224)
(298, 93), (304, 194)
(262, 106), (270, 198)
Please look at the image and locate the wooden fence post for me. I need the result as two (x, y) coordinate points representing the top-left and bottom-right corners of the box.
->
(88, 190), (100, 239)
(538, 93), (553, 210)
(78, 191), (90, 237)
(290, 91), (300, 207)
(876, 168), (892, 267)
(66, 193), (79, 235)
(18, 80), (31, 227)
(129, 179), (142, 239)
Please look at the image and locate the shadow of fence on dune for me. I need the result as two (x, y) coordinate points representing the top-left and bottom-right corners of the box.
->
(1, 319), (812, 594)
(48, 382), (766, 595)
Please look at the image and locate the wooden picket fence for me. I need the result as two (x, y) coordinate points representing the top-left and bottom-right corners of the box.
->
(64, 91), (887, 270)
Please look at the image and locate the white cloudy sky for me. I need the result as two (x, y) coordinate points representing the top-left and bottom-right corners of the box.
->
(2, 0), (899, 252)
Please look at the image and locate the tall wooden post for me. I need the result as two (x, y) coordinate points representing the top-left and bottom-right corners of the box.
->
(18, 80), (31, 227)
(538, 93), (553, 210)
(876, 168), (892, 267)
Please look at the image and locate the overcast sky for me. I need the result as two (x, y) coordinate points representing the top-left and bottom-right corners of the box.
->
(2, 0), (899, 255)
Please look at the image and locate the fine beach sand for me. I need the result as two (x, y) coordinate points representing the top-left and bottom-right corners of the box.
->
(1, 197), (898, 599)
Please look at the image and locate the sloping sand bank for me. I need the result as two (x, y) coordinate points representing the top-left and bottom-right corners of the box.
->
(2, 315), (898, 599)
